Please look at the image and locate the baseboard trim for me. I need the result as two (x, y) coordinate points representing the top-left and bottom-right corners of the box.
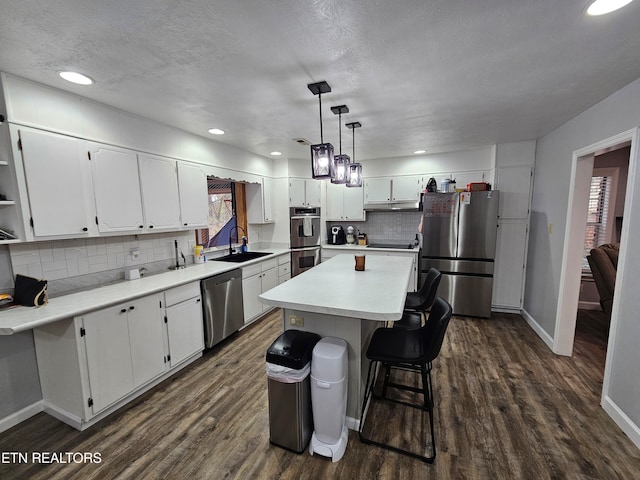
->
(346, 416), (359, 431)
(521, 308), (554, 351)
(602, 394), (640, 450)
(0, 401), (43, 433)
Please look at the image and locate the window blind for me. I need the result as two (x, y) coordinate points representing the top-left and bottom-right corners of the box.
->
(583, 175), (611, 269)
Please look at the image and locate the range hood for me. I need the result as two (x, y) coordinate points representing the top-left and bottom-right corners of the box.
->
(363, 200), (422, 212)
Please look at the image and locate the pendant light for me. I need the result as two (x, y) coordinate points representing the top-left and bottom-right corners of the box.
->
(330, 105), (350, 184)
(308, 81), (334, 179)
(345, 122), (362, 187)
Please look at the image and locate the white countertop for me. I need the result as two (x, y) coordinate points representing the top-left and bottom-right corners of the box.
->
(322, 243), (419, 253)
(0, 249), (289, 335)
(259, 254), (413, 321)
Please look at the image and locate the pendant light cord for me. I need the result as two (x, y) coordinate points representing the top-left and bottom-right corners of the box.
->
(338, 112), (342, 154)
(318, 93), (324, 143)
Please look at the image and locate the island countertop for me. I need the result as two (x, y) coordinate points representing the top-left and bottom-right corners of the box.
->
(259, 254), (413, 321)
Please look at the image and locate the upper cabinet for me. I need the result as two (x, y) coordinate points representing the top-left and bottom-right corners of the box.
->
(495, 166), (533, 219)
(364, 178), (392, 203)
(289, 178), (321, 207)
(89, 142), (145, 233)
(138, 153), (181, 231)
(391, 176), (422, 202)
(246, 177), (275, 224)
(364, 176), (421, 203)
(177, 162), (209, 229)
(14, 126), (96, 238)
(325, 182), (365, 221)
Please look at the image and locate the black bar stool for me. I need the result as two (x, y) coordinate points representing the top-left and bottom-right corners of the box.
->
(392, 268), (442, 330)
(359, 297), (452, 463)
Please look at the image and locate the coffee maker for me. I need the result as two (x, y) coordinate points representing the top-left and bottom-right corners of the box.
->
(329, 225), (346, 245)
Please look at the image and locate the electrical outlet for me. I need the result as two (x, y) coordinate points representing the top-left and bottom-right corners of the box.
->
(289, 315), (304, 327)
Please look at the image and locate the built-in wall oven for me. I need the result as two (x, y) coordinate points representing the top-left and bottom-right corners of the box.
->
(290, 207), (321, 276)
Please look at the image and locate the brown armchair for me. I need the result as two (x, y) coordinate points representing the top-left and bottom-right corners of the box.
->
(586, 243), (619, 319)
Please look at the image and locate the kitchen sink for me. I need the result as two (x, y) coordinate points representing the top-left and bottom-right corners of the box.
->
(215, 251), (273, 263)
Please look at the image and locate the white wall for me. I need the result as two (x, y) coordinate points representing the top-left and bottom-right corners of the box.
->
(525, 76), (640, 442)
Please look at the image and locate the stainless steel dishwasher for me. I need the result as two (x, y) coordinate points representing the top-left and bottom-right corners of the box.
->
(201, 268), (245, 348)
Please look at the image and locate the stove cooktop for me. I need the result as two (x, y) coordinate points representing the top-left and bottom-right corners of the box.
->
(366, 243), (417, 250)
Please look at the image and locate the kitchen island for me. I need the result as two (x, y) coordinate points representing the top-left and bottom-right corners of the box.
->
(259, 253), (413, 429)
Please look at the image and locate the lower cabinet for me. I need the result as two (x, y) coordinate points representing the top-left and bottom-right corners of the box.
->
(33, 284), (204, 430)
(242, 256), (279, 324)
(83, 294), (165, 413)
(164, 283), (204, 367)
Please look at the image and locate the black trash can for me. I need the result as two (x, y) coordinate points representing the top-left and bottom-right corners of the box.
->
(266, 330), (321, 453)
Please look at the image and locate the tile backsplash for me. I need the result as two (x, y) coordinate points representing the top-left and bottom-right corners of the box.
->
(327, 211), (422, 244)
(8, 231), (194, 296)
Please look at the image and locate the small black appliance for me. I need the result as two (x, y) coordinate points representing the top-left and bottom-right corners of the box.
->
(329, 225), (346, 245)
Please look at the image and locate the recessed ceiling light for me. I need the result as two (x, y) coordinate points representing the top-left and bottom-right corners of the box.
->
(270, 151), (282, 156)
(208, 128), (224, 135)
(586, 0), (634, 15)
(58, 71), (93, 85)
(414, 150), (426, 154)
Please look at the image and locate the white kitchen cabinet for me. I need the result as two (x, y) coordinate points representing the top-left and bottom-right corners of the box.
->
(177, 161), (209, 228)
(14, 126), (96, 238)
(326, 182), (366, 221)
(278, 254), (291, 284)
(138, 153), (181, 231)
(89, 142), (145, 233)
(82, 304), (136, 414)
(83, 294), (165, 413)
(32, 288), (203, 430)
(495, 165), (534, 219)
(246, 177), (275, 223)
(364, 176), (421, 203)
(289, 178), (321, 207)
(492, 221), (529, 310)
(242, 257), (278, 323)
(391, 176), (422, 202)
(364, 178), (392, 203)
(164, 285), (204, 367)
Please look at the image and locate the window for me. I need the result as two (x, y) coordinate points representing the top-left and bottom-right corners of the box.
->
(583, 168), (618, 270)
(197, 179), (247, 249)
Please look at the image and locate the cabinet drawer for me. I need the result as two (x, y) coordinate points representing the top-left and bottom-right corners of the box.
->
(165, 282), (201, 307)
(243, 263), (262, 278)
(277, 253), (291, 265)
(278, 262), (291, 277)
(261, 258), (278, 271)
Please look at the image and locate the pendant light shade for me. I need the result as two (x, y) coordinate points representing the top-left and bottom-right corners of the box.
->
(308, 81), (334, 179)
(345, 121), (362, 187)
(330, 105), (350, 184)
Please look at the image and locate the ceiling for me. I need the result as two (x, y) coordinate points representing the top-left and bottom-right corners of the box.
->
(1, 1), (640, 162)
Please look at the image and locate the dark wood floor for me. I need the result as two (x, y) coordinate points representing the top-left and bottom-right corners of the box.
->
(1, 308), (639, 479)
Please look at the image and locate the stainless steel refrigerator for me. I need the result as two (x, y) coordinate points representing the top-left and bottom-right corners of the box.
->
(421, 191), (499, 317)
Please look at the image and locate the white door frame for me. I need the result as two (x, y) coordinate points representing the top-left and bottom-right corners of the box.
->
(553, 128), (638, 356)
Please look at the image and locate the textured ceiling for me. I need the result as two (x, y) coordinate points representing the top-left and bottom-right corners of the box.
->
(1, 0), (640, 161)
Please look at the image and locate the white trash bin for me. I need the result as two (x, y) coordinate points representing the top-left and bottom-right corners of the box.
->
(309, 336), (348, 462)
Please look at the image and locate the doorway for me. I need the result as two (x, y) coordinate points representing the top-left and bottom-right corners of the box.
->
(554, 128), (638, 358)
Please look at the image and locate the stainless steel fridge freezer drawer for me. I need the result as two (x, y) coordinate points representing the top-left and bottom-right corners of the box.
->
(421, 258), (494, 275)
(437, 273), (493, 318)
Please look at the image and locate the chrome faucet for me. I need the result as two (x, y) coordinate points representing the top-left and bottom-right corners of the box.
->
(229, 224), (247, 255)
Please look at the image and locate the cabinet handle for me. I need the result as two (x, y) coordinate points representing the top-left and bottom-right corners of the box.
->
(120, 308), (127, 314)
(129, 306), (135, 311)
(196, 298), (201, 303)
(139, 225), (144, 229)
(82, 227), (88, 232)
(149, 225), (154, 229)
(184, 223), (188, 226)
